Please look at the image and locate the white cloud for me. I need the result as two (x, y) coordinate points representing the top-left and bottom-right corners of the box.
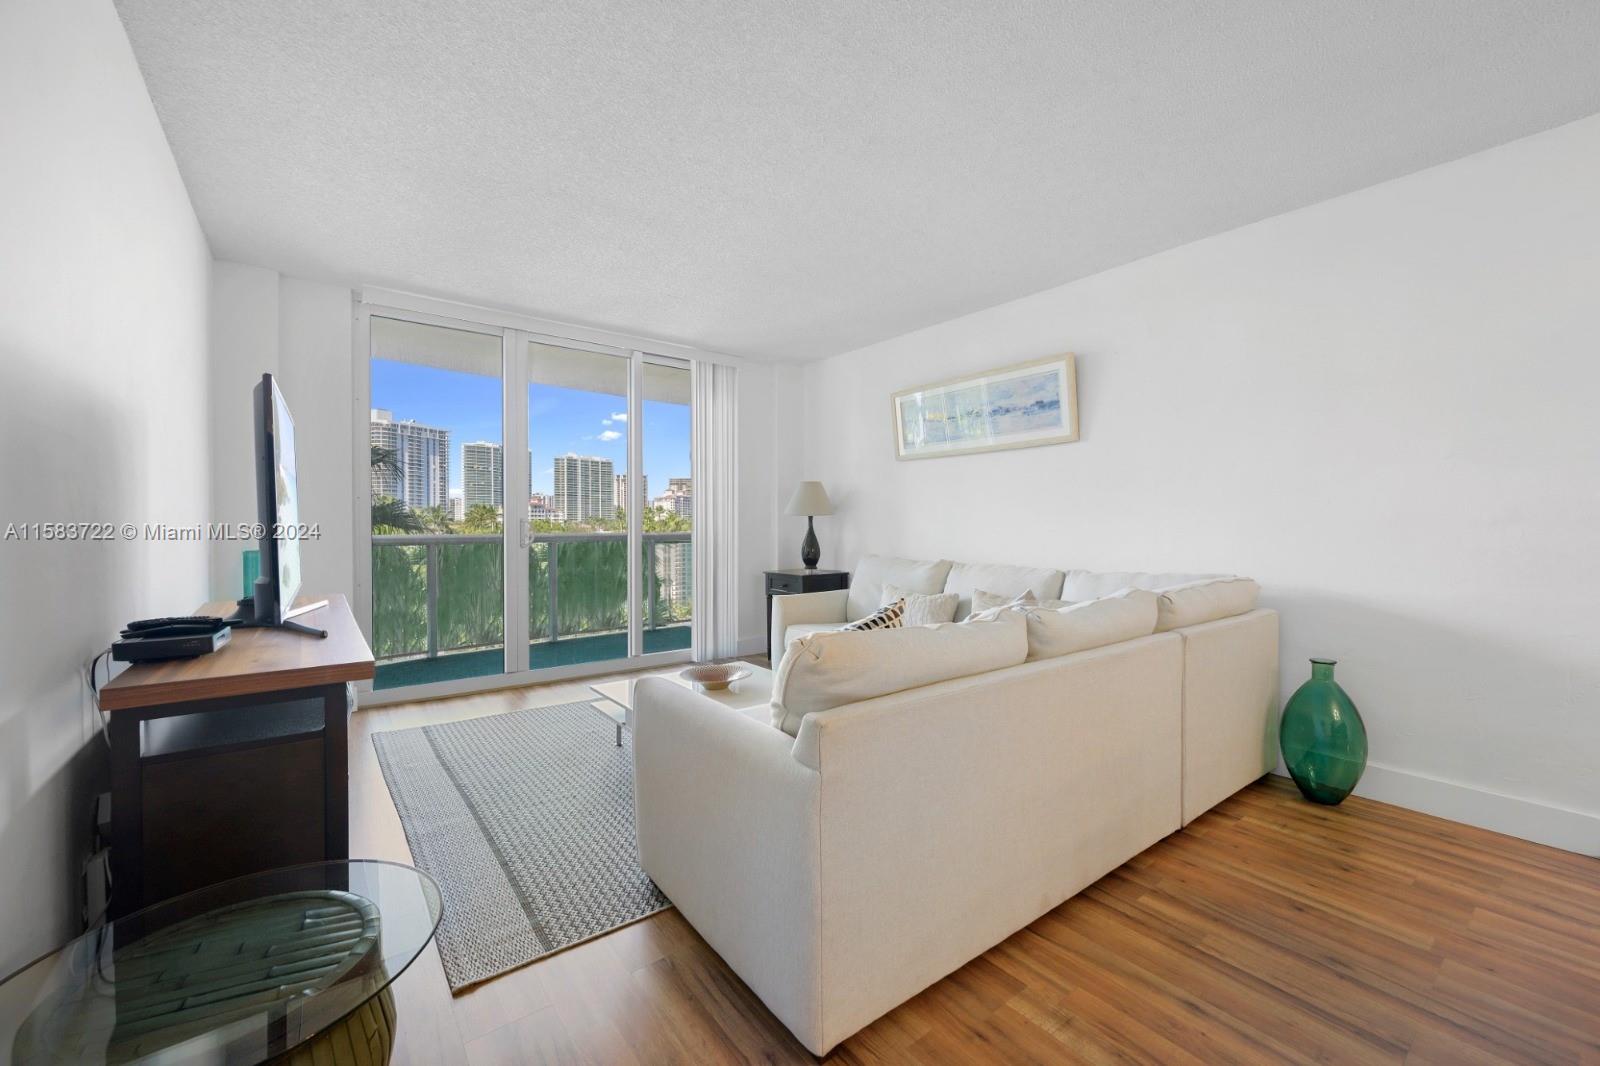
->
(610, 412), (627, 422)
(597, 429), (623, 442)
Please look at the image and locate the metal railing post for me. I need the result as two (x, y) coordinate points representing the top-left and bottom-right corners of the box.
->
(646, 543), (658, 632)
(425, 541), (440, 659)
(547, 539), (560, 643)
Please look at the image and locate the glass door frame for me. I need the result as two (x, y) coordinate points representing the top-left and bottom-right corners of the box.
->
(352, 302), (694, 704)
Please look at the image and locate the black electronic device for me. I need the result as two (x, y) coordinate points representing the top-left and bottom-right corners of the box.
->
(225, 373), (326, 638)
(122, 615), (230, 636)
(112, 627), (232, 663)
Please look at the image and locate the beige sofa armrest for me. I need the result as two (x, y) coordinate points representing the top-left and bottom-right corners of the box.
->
(1173, 607), (1279, 823)
(630, 678), (824, 1050)
(770, 587), (850, 665)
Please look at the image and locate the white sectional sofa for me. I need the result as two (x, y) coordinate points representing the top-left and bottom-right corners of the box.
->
(632, 555), (1278, 1055)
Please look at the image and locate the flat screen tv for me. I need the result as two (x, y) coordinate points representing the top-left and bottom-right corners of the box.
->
(230, 373), (325, 637)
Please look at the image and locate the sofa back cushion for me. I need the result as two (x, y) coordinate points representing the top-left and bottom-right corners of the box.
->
(944, 562), (1066, 620)
(1019, 588), (1158, 661)
(770, 609), (1027, 736)
(1154, 577), (1260, 631)
(848, 555), (952, 621)
(1060, 569), (1224, 601)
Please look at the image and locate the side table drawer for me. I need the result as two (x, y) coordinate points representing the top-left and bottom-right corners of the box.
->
(767, 573), (805, 594)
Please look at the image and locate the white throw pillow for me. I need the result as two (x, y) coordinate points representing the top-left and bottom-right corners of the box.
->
(769, 610), (1028, 736)
(1154, 577), (1260, 631)
(1019, 588), (1158, 661)
(881, 583), (959, 626)
(967, 588), (1069, 620)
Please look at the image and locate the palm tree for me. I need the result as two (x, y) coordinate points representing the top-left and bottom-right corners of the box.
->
(370, 444), (402, 481)
(414, 505), (454, 534)
(371, 495), (423, 534)
(643, 505), (691, 533)
(463, 504), (503, 534)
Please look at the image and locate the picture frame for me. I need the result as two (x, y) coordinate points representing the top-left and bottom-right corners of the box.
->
(890, 354), (1078, 461)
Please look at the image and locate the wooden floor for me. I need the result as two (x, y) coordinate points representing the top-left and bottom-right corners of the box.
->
(353, 669), (1600, 1065)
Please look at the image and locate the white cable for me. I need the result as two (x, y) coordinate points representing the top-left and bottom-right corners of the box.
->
(86, 648), (112, 751)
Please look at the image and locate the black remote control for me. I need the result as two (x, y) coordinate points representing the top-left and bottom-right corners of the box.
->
(123, 615), (229, 632)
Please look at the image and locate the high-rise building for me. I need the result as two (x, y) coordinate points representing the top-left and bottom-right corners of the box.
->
(655, 477), (693, 519)
(529, 493), (556, 521)
(370, 409), (449, 510)
(552, 454), (615, 523)
(656, 541), (692, 619)
(449, 495), (465, 522)
(614, 473), (646, 512)
(462, 442), (504, 511)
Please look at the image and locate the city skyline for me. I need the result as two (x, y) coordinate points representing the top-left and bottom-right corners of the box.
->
(379, 415), (689, 522)
(370, 359), (691, 501)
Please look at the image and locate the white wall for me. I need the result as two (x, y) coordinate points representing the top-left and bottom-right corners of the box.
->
(208, 263), (354, 605)
(0, 0), (212, 972)
(798, 115), (1600, 854)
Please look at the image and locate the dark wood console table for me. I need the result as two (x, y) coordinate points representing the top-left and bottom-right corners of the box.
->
(98, 595), (374, 919)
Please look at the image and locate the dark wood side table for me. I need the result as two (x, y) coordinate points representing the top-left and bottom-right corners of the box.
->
(764, 568), (851, 656)
(97, 595), (374, 919)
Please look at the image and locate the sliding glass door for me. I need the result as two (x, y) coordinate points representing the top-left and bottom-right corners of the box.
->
(639, 359), (693, 655)
(360, 308), (694, 696)
(367, 317), (507, 690)
(525, 341), (632, 669)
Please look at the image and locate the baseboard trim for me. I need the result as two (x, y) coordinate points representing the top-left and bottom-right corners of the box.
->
(1274, 763), (1598, 856)
(736, 634), (769, 659)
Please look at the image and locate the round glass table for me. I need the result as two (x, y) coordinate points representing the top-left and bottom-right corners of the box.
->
(0, 860), (441, 1065)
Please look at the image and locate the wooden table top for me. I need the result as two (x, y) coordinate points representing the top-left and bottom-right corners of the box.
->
(99, 594), (374, 711)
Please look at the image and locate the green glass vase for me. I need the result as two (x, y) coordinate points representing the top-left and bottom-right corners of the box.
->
(1280, 658), (1367, 805)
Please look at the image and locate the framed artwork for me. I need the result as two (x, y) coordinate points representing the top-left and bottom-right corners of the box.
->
(891, 354), (1078, 461)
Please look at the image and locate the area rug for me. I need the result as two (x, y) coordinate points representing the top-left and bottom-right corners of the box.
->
(371, 702), (670, 992)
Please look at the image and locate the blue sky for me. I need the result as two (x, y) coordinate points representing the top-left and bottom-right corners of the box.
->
(372, 360), (690, 498)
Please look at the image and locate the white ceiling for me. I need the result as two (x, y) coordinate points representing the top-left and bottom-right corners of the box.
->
(116, 1), (1600, 362)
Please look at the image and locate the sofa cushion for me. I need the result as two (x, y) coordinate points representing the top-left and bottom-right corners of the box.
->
(883, 583), (959, 626)
(848, 555), (952, 621)
(945, 562), (1065, 620)
(1020, 588), (1158, 661)
(1154, 577), (1260, 631)
(1060, 570), (1225, 600)
(770, 610), (1027, 736)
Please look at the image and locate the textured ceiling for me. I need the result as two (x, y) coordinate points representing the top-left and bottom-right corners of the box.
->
(116, 1), (1600, 361)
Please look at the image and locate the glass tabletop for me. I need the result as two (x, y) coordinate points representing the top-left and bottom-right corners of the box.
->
(0, 860), (441, 1065)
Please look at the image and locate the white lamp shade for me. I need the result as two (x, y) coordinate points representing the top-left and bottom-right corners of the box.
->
(785, 481), (834, 516)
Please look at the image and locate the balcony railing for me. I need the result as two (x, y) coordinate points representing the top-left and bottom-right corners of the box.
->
(371, 532), (692, 666)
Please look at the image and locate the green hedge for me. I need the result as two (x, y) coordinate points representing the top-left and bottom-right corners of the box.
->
(372, 540), (689, 661)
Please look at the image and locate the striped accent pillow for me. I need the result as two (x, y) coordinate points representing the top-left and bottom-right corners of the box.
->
(844, 598), (905, 632)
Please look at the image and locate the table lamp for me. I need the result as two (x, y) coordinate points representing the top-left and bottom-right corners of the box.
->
(785, 481), (834, 569)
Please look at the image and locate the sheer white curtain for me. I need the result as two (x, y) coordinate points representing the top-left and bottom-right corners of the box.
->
(691, 361), (739, 659)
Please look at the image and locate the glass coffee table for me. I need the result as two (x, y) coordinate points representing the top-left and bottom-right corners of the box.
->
(0, 860), (441, 1065)
(589, 661), (773, 745)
